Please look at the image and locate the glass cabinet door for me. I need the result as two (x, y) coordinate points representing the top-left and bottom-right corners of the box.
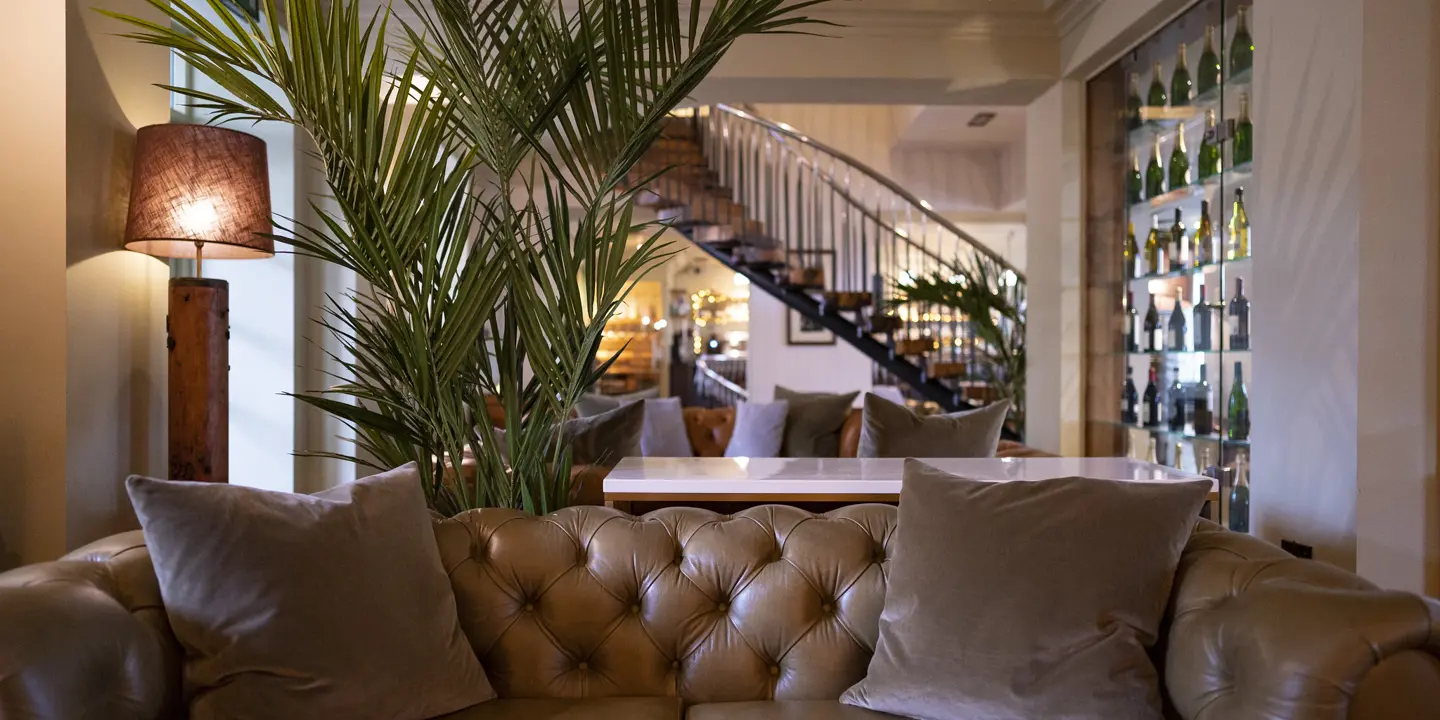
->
(1085, 0), (1256, 530)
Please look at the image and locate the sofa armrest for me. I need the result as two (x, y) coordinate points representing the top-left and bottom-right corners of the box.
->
(0, 532), (178, 719)
(1164, 523), (1440, 719)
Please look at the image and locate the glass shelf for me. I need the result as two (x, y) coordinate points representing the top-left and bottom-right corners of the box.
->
(1114, 421), (1251, 448)
(1123, 348), (1251, 357)
(1129, 163), (1255, 214)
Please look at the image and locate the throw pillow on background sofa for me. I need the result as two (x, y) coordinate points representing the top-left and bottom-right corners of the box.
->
(480, 397), (644, 468)
(841, 459), (1210, 720)
(574, 387), (659, 418)
(640, 396), (695, 457)
(774, 386), (859, 457)
(125, 465), (493, 719)
(857, 392), (1009, 458)
(723, 400), (789, 458)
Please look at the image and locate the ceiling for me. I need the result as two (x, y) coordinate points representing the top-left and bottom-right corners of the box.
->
(895, 106), (1026, 147)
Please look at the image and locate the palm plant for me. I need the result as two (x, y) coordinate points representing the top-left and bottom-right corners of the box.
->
(892, 252), (1026, 433)
(108, 0), (827, 515)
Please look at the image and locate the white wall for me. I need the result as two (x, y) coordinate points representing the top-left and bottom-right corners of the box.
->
(0, 2), (69, 568)
(745, 292), (873, 403)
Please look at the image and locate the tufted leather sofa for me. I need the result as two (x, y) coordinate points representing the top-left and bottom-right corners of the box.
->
(2, 505), (1438, 719)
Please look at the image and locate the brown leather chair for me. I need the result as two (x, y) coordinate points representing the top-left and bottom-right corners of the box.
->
(1, 508), (1436, 719)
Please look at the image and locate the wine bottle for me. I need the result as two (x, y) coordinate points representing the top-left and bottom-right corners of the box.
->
(1227, 361), (1250, 441)
(1197, 25), (1222, 96)
(1170, 209), (1188, 269)
(1172, 442), (1185, 470)
(1230, 6), (1254, 77)
(1144, 293), (1162, 351)
(1122, 366), (1139, 424)
(1125, 290), (1140, 352)
(1125, 222), (1140, 278)
(1228, 188), (1250, 259)
(1127, 151), (1143, 203)
(1146, 135), (1166, 198)
(1229, 453), (1251, 533)
(1167, 286), (1187, 351)
(1168, 128), (1190, 191)
(1147, 61), (1168, 107)
(1195, 200), (1215, 266)
(1233, 92), (1253, 166)
(1194, 284), (1212, 351)
(1144, 215), (1163, 276)
(1127, 73), (1143, 130)
(1143, 363), (1161, 427)
(1145, 435), (1159, 464)
(1193, 363), (1214, 434)
(1169, 373), (1187, 432)
(1228, 277), (1250, 350)
(1170, 43), (1192, 107)
(1198, 109), (1222, 179)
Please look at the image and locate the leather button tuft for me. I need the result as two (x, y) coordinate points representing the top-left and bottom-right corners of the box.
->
(630, 604), (641, 614)
(578, 662), (589, 671)
(524, 603), (535, 612)
(769, 665), (780, 676)
(717, 602), (728, 612)
(671, 660), (681, 670)
(822, 603), (834, 613)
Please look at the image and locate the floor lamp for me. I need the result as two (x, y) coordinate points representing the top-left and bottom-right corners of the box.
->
(123, 124), (273, 483)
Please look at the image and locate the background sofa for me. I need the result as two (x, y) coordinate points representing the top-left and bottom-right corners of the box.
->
(1, 505), (1437, 719)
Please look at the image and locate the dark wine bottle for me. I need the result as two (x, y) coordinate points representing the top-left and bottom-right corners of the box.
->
(1122, 366), (1139, 424)
(1195, 200), (1215, 266)
(1127, 151), (1143, 203)
(1126, 73), (1143, 130)
(1144, 293), (1162, 352)
(1227, 361), (1250, 441)
(1169, 372), (1187, 432)
(1170, 209), (1187, 269)
(1168, 128), (1190, 191)
(1170, 43), (1192, 107)
(1143, 363), (1161, 427)
(1228, 277), (1250, 350)
(1193, 364), (1214, 434)
(1147, 61), (1168, 107)
(1230, 6), (1254, 77)
(1198, 109), (1222, 179)
(1229, 453), (1251, 533)
(1125, 290), (1140, 352)
(1146, 134), (1166, 198)
(1144, 215), (1163, 276)
(1233, 92), (1253, 166)
(1196, 25), (1222, 96)
(1167, 287), (1187, 351)
(1229, 188), (1250, 259)
(1194, 284), (1212, 351)
(1124, 222), (1140, 278)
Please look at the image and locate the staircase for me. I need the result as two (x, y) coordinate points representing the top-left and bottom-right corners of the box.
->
(633, 105), (1026, 426)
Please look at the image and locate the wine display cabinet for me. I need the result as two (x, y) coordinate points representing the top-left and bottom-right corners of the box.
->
(1084, 0), (1255, 530)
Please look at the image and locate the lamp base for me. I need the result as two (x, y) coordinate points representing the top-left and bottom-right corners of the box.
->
(168, 277), (228, 483)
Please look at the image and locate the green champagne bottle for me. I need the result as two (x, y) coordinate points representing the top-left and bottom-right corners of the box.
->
(1147, 61), (1168, 107)
(1228, 188), (1250, 259)
(1127, 150), (1143, 203)
(1125, 222), (1140, 278)
(1127, 73), (1143, 130)
(1230, 6), (1254, 76)
(1228, 453), (1250, 532)
(1144, 215), (1162, 276)
(1145, 134), (1165, 198)
(1195, 200), (1215, 266)
(1168, 129), (1190, 191)
(1227, 361), (1250, 441)
(1232, 92), (1253, 167)
(1196, 25), (1222, 96)
(1198, 109), (1222, 179)
(1170, 44), (1192, 107)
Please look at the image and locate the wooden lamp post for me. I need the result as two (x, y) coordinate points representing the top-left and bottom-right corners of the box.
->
(123, 124), (273, 483)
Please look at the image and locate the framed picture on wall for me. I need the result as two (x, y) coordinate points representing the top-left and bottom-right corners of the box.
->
(787, 309), (835, 346)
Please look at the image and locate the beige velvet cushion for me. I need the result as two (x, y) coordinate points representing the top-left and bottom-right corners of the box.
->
(562, 396), (644, 466)
(841, 460), (1210, 720)
(126, 465), (494, 719)
(856, 393), (1008, 458)
(774, 386), (859, 457)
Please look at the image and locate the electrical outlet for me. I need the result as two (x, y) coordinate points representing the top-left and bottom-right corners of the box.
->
(1280, 540), (1313, 559)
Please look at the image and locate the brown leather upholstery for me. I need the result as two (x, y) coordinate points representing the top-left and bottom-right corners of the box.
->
(435, 697), (684, 719)
(687, 701), (900, 718)
(8, 508), (1435, 719)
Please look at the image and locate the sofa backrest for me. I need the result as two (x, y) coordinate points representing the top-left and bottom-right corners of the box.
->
(433, 504), (892, 703)
(683, 407), (865, 457)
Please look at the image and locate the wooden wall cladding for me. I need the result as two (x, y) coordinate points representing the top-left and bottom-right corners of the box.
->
(1084, 65), (1128, 457)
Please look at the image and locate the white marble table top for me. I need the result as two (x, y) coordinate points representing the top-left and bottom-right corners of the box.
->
(604, 457), (1217, 497)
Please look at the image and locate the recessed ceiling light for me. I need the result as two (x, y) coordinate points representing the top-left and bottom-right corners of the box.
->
(968, 112), (997, 127)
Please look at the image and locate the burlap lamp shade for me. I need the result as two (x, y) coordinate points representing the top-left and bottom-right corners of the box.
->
(124, 124), (274, 259)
